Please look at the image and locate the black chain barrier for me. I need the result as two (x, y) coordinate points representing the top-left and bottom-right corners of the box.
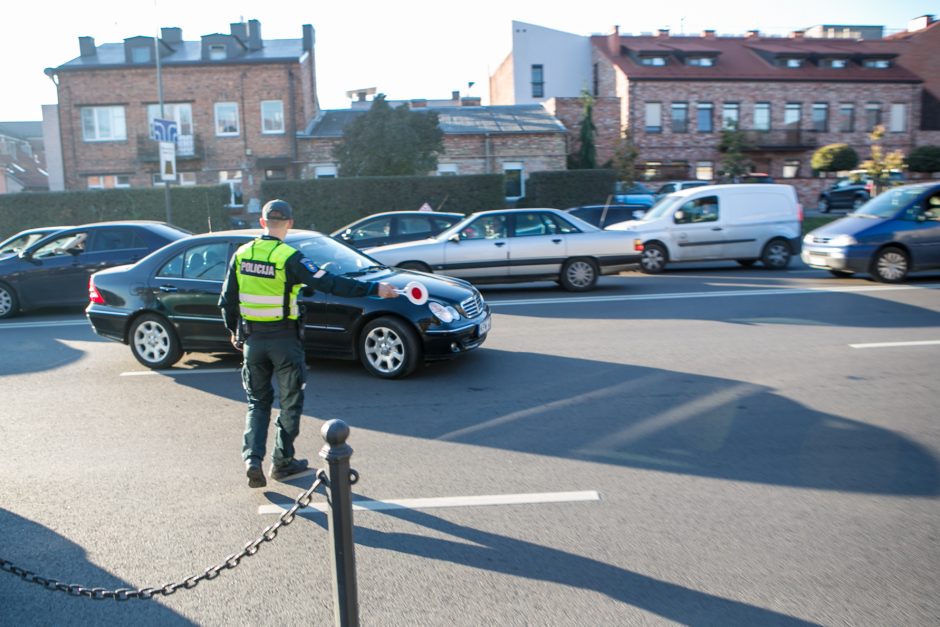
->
(0, 472), (327, 601)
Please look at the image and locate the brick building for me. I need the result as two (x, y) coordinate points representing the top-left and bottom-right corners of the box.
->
(46, 19), (318, 213)
(0, 122), (48, 193)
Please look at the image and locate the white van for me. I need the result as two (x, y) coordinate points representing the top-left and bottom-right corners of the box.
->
(607, 184), (802, 273)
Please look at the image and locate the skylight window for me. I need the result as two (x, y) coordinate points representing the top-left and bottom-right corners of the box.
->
(687, 57), (714, 67)
(640, 56), (667, 66)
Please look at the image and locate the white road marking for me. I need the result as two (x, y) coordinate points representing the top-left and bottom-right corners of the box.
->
(0, 320), (88, 330)
(120, 367), (241, 377)
(487, 283), (940, 307)
(850, 340), (940, 349)
(258, 490), (600, 515)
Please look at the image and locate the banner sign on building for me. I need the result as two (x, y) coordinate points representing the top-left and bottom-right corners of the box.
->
(159, 141), (177, 182)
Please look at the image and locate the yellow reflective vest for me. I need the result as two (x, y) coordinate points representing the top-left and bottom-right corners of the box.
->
(234, 238), (301, 322)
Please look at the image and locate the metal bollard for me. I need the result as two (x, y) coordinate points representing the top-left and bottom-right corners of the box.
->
(320, 419), (359, 627)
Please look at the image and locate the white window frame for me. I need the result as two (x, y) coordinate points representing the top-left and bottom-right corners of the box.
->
(503, 162), (525, 200)
(214, 102), (240, 137)
(81, 106), (127, 142)
(209, 45), (226, 61)
(261, 100), (285, 134)
(153, 172), (196, 186)
(640, 56), (666, 66)
(314, 165), (337, 179)
(87, 174), (131, 189)
(889, 103), (907, 133)
(645, 102), (662, 133)
(694, 161), (713, 181)
(219, 170), (243, 206)
(782, 160), (801, 179)
(688, 57), (714, 67)
(437, 164), (458, 176)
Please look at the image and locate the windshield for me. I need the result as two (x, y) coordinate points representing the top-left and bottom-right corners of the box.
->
(1, 232), (49, 255)
(640, 195), (680, 221)
(290, 234), (388, 275)
(853, 186), (929, 219)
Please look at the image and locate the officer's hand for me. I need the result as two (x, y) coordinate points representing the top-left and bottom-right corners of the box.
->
(230, 333), (243, 351)
(376, 282), (398, 299)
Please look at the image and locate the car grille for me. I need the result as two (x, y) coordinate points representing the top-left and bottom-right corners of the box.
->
(460, 292), (485, 318)
(810, 236), (833, 244)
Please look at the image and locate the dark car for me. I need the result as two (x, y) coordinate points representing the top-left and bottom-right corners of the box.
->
(818, 171), (905, 213)
(0, 221), (190, 319)
(565, 204), (649, 228)
(652, 181), (710, 197)
(331, 210), (465, 249)
(802, 182), (940, 282)
(0, 226), (68, 258)
(613, 182), (655, 206)
(86, 229), (491, 378)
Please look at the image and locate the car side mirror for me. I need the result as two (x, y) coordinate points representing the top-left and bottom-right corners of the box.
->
(449, 234), (461, 243)
(67, 247), (84, 256)
(673, 210), (685, 223)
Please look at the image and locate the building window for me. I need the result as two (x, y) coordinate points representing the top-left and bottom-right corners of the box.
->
(687, 57), (714, 67)
(503, 162), (525, 199)
(645, 102), (662, 133)
(696, 102), (713, 132)
(219, 171), (243, 206)
(314, 165), (337, 179)
(863, 59), (890, 69)
(261, 100), (285, 134)
(754, 102), (771, 131)
(889, 103), (907, 132)
(839, 103), (855, 132)
(782, 160), (801, 178)
(642, 161), (663, 179)
(829, 58), (848, 68)
(783, 58), (804, 68)
(671, 102), (688, 133)
(721, 103), (740, 130)
(531, 64), (544, 98)
(264, 168), (287, 180)
(812, 103), (829, 132)
(81, 106), (127, 142)
(214, 102), (239, 136)
(784, 103), (802, 129)
(87, 174), (130, 189)
(146, 103), (194, 155)
(437, 164), (458, 176)
(640, 56), (667, 66)
(695, 161), (713, 180)
(209, 45), (226, 60)
(865, 103), (881, 131)
(131, 46), (152, 63)
(153, 172), (196, 186)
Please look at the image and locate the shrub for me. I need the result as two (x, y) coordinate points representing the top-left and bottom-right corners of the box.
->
(519, 169), (618, 209)
(811, 144), (859, 173)
(906, 145), (940, 173)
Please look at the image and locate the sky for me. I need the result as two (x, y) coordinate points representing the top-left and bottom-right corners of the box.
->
(1, 0), (937, 121)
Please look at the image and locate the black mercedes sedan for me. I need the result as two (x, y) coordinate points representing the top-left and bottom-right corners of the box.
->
(86, 229), (491, 379)
(0, 221), (190, 319)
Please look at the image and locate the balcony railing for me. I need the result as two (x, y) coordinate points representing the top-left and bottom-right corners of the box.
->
(137, 134), (202, 162)
(741, 128), (818, 151)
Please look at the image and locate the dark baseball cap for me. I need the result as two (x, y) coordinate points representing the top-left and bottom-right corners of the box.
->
(262, 199), (293, 221)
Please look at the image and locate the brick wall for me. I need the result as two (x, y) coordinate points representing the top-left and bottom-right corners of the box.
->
(489, 54), (514, 105)
(544, 97), (621, 165)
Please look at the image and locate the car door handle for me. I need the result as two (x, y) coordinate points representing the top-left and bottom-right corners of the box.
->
(159, 285), (178, 293)
(711, 227), (723, 231)
(552, 238), (562, 244)
(494, 242), (506, 247)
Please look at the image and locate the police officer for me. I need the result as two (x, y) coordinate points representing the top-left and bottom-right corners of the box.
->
(219, 199), (398, 488)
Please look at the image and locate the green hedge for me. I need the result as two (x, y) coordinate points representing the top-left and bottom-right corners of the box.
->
(0, 185), (230, 240)
(519, 169), (619, 209)
(261, 174), (505, 232)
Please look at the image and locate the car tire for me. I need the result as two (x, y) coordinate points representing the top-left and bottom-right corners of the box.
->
(559, 258), (598, 292)
(640, 243), (667, 274)
(0, 282), (19, 319)
(852, 195), (868, 211)
(828, 269), (854, 278)
(736, 259), (757, 268)
(870, 246), (908, 283)
(129, 313), (183, 369)
(761, 239), (792, 270)
(398, 261), (433, 273)
(818, 197), (830, 213)
(359, 316), (421, 379)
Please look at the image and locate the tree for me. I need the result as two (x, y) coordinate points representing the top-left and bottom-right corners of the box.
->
(907, 145), (940, 173)
(811, 143), (859, 173)
(568, 90), (598, 169)
(860, 125), (906, 195)
(333, 94), (444, 176)
(717, 121), (753, 182)
(611, 127), (640, 186)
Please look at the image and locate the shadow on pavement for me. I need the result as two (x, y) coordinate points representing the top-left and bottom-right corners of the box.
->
(0, 319), (105, 376)
(0, 508), (194, 625)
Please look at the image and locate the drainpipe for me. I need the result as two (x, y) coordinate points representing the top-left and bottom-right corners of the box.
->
(289, 67), (298, 179)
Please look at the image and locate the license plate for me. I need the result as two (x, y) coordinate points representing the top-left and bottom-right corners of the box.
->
(478, 316), (491, 336)
(808, 255), (826, 266)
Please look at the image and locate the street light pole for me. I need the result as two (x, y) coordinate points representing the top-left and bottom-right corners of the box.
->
(154, 32), (173, 224)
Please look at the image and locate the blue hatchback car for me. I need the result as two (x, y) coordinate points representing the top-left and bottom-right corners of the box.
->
(802, 182), (940, 282)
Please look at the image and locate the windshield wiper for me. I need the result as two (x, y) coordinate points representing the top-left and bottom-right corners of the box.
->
(344, 264), (387, 276)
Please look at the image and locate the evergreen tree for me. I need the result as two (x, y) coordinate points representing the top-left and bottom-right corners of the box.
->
(717, 121), (753, 182)
(811, 143), (860, 173)
(612, 127), (640, 185)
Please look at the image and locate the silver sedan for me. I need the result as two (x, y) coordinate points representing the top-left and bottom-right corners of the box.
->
(364, 208), (642, 291)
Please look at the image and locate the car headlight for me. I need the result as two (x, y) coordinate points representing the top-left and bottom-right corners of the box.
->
(428, 301), (460, 323)
(828, 234), (858, 246)
(803, 233), (814, 244)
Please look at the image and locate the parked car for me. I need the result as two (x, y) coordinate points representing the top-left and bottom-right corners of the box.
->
(613, 181), (655, 206)
(331, 210), (465, 249)
(0, 221), (190, 319)
(607, 184), (802, 273)
(364, 208), (643, 292)
(0, 226), (68, 259)
(564, 204), (649, 228)
(86, 229), (491, 378)
(817, 171), (905, 213)
(802, 182), (940, 282)
(653, 181), (711, 197)
(739, 173), (775, 184)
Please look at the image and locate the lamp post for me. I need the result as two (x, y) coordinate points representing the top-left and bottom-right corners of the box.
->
(154, 32), (173, 224)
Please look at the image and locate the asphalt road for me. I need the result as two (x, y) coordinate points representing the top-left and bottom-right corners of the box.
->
(1, 261), (939, 626)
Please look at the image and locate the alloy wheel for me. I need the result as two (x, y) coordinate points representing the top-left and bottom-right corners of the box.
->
(363, 326), (406, 375)
(133, 319), (172, 364)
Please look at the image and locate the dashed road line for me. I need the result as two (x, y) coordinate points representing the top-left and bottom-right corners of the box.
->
(120, 367), (241, 377)
(0, 320), (88, 330)
(850, 340), (940, 349)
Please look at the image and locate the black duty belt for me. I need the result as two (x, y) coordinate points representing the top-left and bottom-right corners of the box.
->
(243, 319), (298, 334)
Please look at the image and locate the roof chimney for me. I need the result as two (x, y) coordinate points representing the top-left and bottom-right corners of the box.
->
(461, 97), (481, 107)
(746, 29), (760, 39)
(79, 36), (96, 57)
(302, 24), (315, 52)
(657, 28), (670, 38)
(247, 19), (262, 51)
(789, 30), (805, 39)
(607, 25), (620, 56)
(410, 99), (428, 108)
(451, 90), (460, 101)
(161, 27), (182, 46)
(701, 29), (716, 39)
(230, 22), (248, 44)
(908, 15), (934, 32)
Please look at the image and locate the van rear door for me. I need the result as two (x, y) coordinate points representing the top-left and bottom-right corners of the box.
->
(722, 188), (796, 259)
